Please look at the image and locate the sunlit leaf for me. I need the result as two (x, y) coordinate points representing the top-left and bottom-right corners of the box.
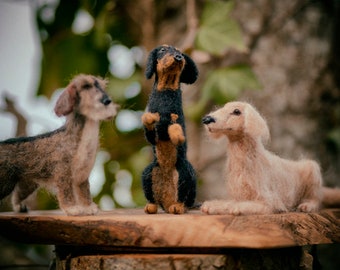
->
(206, 66), (260, 104)
(187, 65), (261, 121)
(204, 65), (261, 102)
(195, 0), (246, 55)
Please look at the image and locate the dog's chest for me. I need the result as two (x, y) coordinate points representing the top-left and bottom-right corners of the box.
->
(148, 89), (183, 116)
(157, 74), (181, 91)
(72, 121), (99, 177)
(149, 90), (184, 141)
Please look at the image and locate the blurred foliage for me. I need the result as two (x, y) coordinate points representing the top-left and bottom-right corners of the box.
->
(189, 0), (261, 121)
(327, 106), (340, 154)
(33, 0), (260, 209)
(188, 65), (261, 121)
(195, 0), (246, 55)
(328, 128), (340, 152)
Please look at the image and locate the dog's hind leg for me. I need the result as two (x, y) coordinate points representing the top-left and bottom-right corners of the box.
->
(142, 162), (158, 214)
(11, 180), (38, 212)
(168, 202), (185, 214)
(297, 161), (322, 213)
(145, 203), (158, 214)
(177, 160), (196, 208)
(0, 170), (19, 200)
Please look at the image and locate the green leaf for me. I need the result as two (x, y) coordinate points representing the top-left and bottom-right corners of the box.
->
(195, 1), (246, 55)
(204, 65), (261, 103)
(327, 128), (340, 150)
(187, 65), (261, 121)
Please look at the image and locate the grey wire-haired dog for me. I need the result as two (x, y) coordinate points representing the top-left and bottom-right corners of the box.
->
(0, 74), (118, 215)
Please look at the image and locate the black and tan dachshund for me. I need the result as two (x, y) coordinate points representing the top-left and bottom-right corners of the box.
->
(141, 45), (198, 214)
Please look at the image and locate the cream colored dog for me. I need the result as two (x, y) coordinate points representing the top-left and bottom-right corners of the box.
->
(201, 101), (323, 215)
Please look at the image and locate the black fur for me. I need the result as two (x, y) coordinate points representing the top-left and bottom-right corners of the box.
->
(141, 45), (198, 213)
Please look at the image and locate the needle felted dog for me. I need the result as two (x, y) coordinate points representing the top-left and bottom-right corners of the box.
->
(0, 74), (118, 216)
(201, 101), (324, 215)
(141, 45), (198, 214)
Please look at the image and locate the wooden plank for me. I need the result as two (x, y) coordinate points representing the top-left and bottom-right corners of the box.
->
(55, 251), (304, 270)
(0, 208), (339, 249)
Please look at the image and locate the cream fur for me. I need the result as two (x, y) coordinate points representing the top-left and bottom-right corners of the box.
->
(201, 101), (323, 215)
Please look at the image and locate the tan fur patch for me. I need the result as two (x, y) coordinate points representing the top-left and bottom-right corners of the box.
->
(170, 113), (179, 123)
(156, 54), (185, 90)
(168, 202), (186, 214)
(168, 124), (185, 145)
(151, 140), (179, 212)
(156, 140), (177, 168)
(144, 203), (158, 214)
(141, 112), (160, 130)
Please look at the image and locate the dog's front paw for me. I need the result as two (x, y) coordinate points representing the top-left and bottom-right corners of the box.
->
(141, 112), (160, 130)
(297, 201), (319, 213)
(201, 200), (223, 215)
(168, 123), (185, 145)
(144, 203), (158, 214)
(63, 206), (83, 216)
(201, 200), (238, 215)
(82, 203), (99, 215)
(168, 203), (186, 214)
(63, 203), (99, 216)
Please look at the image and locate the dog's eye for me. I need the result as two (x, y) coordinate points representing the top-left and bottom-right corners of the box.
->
(231, 109), (241, 116)
(82, 83), (92, 89)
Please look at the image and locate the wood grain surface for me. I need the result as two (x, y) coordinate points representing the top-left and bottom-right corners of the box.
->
(0, 208), (339, 249)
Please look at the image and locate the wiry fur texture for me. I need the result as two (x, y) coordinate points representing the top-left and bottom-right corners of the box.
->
(0, 74), (118, 216)
(201, 101), (323, 215)
(141, 45), (198, 214)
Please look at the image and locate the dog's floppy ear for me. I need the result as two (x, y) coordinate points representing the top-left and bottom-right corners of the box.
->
(244, 104), (270, 144)
(54, 83), (77, 117)
(145, 47), (159, 79)
(180, 53), (198, 84)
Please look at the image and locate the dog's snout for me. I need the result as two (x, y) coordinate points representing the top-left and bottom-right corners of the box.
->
(174, 53), (183, 61)
(202, 115), (215, 125)
(101, 95), (112, 106)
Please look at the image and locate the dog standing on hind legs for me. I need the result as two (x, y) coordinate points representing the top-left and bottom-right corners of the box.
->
(201, 101), (327, 215)
(0, 74), (118, 216)
(141, 45), (198, 214)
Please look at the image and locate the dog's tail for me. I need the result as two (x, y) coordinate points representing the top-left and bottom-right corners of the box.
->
(322, 187), (340, 208)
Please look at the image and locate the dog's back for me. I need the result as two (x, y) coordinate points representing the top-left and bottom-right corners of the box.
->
(0, 128), (66, 198)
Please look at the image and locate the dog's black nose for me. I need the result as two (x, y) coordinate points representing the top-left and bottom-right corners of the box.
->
(101, 95), (112, 106)
(174, 53), (183, 61)
(202, 115), (215, 125)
